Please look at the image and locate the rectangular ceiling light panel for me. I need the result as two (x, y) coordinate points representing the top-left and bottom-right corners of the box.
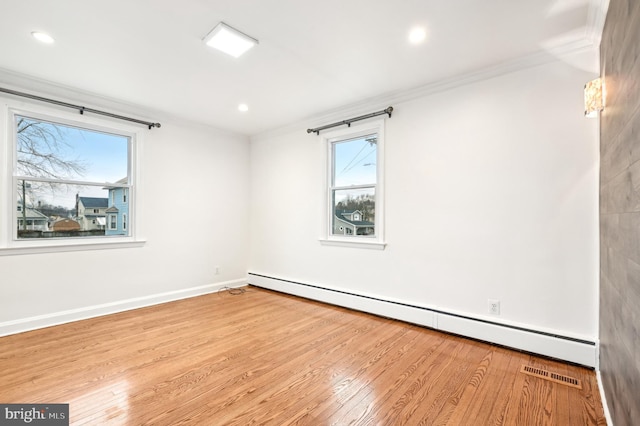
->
(203, 22), (258, 58)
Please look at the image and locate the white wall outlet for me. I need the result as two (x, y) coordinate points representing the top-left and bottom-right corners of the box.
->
(214, 266), (220, 275)
(488, 299), (500, 315)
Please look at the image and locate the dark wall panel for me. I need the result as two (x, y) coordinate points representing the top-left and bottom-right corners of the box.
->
(599, 0), (640, 424)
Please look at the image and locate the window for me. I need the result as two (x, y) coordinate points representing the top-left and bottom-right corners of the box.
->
(123, 188), (128, 203)
(321, 119), (385, 249)
(5, 108), (137, 248)
(108, 214), (117, 230)
(123, 213), (127, 231)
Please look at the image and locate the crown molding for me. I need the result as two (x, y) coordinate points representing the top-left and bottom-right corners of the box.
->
(252, 41), (598, 141)
(0, 67), (247, 139)
(0, 67), (158, 121)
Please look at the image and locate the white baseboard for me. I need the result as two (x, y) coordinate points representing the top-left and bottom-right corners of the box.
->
(0, 278), (247, 337)
(597, 370), (614, 425)
(248, 273), (597, 367)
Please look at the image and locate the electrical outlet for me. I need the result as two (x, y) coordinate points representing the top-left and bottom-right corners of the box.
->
(214, 266), (220, 275)
(488, 299), (500, 315)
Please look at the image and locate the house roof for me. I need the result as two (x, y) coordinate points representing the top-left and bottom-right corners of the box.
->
(103, 177), (128, 190)
(335, 209), (374, 227)
(18, 207), (48, 220)
(106, 206), (119, 213)
(78, 197), (108, 208)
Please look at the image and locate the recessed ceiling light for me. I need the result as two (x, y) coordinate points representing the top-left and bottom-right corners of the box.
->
(408, 27), (426, 44)
(238, 104), (249, 112)
(203, 22), (258, 58)
(31, 31), (55, 44)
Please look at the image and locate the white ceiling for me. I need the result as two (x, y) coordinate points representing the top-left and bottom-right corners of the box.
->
(0, 0), (605, 136)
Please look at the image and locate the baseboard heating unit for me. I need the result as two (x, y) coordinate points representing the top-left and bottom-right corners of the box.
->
(248, 273), (597, 368)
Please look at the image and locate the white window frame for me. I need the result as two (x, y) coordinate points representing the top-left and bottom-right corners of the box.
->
(122, 213), (127, 231)
(319, 118), (386, 250)
(0, 99), (145, 255)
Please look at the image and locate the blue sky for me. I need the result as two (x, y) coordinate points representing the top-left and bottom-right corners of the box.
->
(332, 134), (377, 203)
(55, 124), (128, 183)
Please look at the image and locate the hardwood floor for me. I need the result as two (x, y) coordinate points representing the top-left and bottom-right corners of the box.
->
(0, 286), (606, 425)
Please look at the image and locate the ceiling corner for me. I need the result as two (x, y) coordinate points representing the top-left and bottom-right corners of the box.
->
(586, 0), (611, 46)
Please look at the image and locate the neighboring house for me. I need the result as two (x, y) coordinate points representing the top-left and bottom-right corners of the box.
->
(105, 178), (129, 236)
(51, 218), (81, 232)
(334, 209), (374, 236)
(16, 206), (48, 231)
(76, 196), (108, 231)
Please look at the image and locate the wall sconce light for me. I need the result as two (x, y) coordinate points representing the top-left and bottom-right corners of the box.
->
(584, 78), (603, 118)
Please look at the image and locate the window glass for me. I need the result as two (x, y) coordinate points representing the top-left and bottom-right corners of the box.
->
(14, 114), (131, 240)
(16, 116), (128, 182)
(332, 135), (377, 187)
(330, 134), (377, 238)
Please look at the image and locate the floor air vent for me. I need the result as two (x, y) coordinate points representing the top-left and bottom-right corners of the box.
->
(520, 365), (582, 389)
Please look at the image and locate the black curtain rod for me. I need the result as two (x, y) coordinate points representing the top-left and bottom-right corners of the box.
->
(307, 106), (393, 135)
(0, 86), (161, 130)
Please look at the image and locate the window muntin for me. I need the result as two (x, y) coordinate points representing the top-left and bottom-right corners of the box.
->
(12, 113), (132, 240)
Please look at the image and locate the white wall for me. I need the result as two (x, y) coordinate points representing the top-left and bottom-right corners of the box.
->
(249, 57), (600, 342)
(0, 78), (250, 329)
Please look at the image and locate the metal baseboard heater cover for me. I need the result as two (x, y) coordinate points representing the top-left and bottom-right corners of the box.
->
(520, 365), (582, 389)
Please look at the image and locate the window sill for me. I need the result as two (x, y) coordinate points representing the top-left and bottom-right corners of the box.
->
(319, 238), (386, 250)
(0, 239), (146, 256)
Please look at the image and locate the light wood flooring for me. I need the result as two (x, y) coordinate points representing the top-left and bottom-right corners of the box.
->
(0, 286), (606, 425)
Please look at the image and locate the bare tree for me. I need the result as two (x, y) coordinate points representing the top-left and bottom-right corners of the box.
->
(17, 117), (86, 179)
(16, 117), (87, 231)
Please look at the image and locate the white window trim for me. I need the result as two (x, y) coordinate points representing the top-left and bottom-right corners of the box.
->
(318, 118), (386, 250)
(0, 100), (145, 255)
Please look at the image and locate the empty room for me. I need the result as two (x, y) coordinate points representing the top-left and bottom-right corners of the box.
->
(0, 0), (636, 424)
